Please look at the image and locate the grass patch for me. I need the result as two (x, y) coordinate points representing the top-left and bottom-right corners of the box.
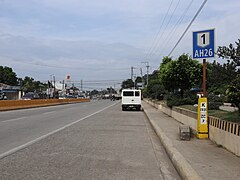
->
(179, 105), (197, 112)
(210, 111), (240, 123)
(178, 105), (240, 123)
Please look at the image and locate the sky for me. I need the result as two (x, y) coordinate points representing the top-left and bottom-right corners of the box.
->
(0, 0), (239, 90)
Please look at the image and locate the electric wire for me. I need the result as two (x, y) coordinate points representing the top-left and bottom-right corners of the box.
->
(149, 0), (181, 60)
(143, 0), (174, 61)
(1, 56), (130, 71)
(159, 0), (194, 57)
(168, 0), (208, 56)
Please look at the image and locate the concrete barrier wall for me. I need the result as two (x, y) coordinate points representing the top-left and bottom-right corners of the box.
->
(0, 98), (90, 111)
(161, 104), (172, 117)
(145, 99), (240, 157)
(209, 117), (240, 156)
(172, 109), (197, 133)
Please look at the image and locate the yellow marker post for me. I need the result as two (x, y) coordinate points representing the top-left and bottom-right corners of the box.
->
(197, 97), (208, 138)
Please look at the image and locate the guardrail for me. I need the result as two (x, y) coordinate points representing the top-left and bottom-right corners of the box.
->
(0, 98), (90, 111)
(144, 99), (240, 156)
(209, 117), (240, 136)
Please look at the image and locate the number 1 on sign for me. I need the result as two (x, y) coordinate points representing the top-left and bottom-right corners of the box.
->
(201, 34), (206, 45)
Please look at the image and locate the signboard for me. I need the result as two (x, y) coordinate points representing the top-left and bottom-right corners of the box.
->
(197, 97), (208, 139)
(66, 74), (71, 81)
(193, 29), (215, 59)
(200, 102), (207, 124)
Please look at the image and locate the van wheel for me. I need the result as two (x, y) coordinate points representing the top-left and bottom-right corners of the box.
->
(122, 107), (125, 111)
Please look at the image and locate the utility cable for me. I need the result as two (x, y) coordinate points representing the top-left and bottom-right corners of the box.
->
(160, 0), (194, 56)
(143, 0), (174, 61)
(168, 0), (208, 56)
(149, 0), (181, 59)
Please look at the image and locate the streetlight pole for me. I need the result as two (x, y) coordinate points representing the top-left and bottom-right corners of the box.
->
(141, 61), (150, 86)
(50, 74), (54, 99)
(53, 75), (56, 98)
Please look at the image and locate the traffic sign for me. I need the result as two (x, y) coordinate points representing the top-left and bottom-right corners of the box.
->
(193, 29), (215, 59)
(197, 97), (208, 139)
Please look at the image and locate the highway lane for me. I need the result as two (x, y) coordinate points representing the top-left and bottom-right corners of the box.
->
(0, 100), (118, 156)
(0, 100), (180, 179)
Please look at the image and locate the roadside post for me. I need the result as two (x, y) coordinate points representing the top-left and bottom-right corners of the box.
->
(193, 29), (215, 139)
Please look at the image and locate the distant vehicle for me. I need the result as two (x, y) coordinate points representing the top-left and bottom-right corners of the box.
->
(121, 89), (141, 111)
(77, 95), (85, 99)
(66, 94), (77, 99)
(58, 95), (66, 99)
(91, 96), (98, 100)
(22, 92), (40, 100)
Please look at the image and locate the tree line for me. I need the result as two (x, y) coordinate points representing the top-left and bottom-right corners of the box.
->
(0, 66), (48, 93)
(122, 39), (240, 112)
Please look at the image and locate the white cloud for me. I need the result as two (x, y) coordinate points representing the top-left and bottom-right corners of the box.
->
(0, 0), (239, 86)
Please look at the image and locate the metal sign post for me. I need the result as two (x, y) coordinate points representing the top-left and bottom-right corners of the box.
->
(193, 29), (215, 139)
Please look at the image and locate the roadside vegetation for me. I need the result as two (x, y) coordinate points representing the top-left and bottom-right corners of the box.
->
(179, 105), (239, 123)
(121, 39), (240, 122)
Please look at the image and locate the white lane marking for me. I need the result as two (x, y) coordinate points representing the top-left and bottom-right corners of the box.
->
(1, 110), (56, 123)
(1, 117), (26, 123)
(0, 102), (118, 159)
(42, 111), (56, 115)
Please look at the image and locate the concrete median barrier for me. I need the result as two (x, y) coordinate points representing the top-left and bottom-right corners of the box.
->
(0, 98), (90, 111)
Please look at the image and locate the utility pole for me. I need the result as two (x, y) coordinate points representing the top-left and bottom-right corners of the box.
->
(131, 66), (137, 81)
(80, 80), (83, 92)
(50, 74), (54, 99)
(142, 62), (150, 86)
(62, 80), (65, 90)
(140, 68), (144, 89)
(53, 75), (56, 98)
(72, 83), (75, 97)
(131, 66), (134, 80)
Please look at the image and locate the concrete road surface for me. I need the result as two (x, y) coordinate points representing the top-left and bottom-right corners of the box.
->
(0, 100), (180, 179)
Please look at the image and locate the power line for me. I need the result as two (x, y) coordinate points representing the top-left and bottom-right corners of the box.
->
(149, 0), (181, 59)
(159, 0), (194, 56)
(168, 0), (208, 56)
(1, 56), (130, 71)
(143, 0), (174, 61)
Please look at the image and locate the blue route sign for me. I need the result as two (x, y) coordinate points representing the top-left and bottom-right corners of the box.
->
(193, 29), (215, 59)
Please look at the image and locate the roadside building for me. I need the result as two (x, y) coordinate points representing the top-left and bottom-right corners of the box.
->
(0, 83), (22, 100)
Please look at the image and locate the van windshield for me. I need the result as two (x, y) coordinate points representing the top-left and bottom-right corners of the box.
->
(123, 91), (134, 96)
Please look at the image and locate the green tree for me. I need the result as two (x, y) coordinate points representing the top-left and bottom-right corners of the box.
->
(159, 54), (201, 97)
(144, 70), (166, 99)
(90, 89), (99, 96)
(134, 76), (142, 89)
(121, 79), (134, 89)
(217, 39), (240, 67)
(0, 66), (18, 85)
(207, 60), (237, 95)
(217, 39), (240, 112)
(22, 76), (47, 93)
(225, 76), (240, 113)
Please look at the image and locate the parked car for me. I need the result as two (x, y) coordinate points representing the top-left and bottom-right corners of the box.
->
(121, 89), (141, 111)
(22, 92), (40, 100)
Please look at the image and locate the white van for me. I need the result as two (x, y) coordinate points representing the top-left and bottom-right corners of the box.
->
(121, 89), (141, 111)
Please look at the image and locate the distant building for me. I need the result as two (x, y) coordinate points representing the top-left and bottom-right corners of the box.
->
(0, 83), (21, 100)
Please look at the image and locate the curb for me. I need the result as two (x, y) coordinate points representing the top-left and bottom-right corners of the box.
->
(143, 108), (202, 180)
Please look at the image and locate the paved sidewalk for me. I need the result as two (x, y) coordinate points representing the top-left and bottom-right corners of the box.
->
(142, 101), (240, 180)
